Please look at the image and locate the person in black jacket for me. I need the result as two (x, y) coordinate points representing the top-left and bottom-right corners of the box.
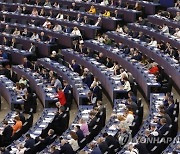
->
(24, 134), (35, 148)
(97, 137), (109, 153)
(59, 138), (74, 154)
(23, 87), (33, 114)
(74, 125), (84, 144)
(103, 133), (119, 153)
(52, 107), (66, 135)
(15, 111), (25, 124)
(0, 121), (13, 147)
(88, 111), (98, 132)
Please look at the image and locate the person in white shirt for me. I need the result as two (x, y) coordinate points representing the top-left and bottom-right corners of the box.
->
(174, 28), (180, 38)
(53, 2), (59, 8)
(94, 17), (102, 26)
(44, 0), (51, 7)
(148, 37), (157, 47)
(161, 24), (169, 34)
(101, 0), (109, 5)
(42, 20), (51, 28)
(125, 143), (139, 154)
(30, 32), (39, 40)
(122, 77), (131, 92)
(71, 27), (82, 37)
(53, 24), (62, 32)
(56, 13), (64, 20)
(68, 131), (80, 151)
(116, 24), (124, 33)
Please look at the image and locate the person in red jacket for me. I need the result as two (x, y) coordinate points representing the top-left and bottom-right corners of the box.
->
(149, 62), (159, 74)
(55, 87), (66, 108)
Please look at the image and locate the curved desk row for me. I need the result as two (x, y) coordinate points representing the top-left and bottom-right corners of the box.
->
(61, 48), (128, 103)
(107, 31), (180, 91)
(58, 0), (141, 22)
(0, 2), (121, 31)
(0, 44), (32, 65)
(0, 10), (100, 39)
(0, 33), (53, 58)
(84, 40), (160, 100)
(40, 105), (93, 153)
(128, 23), (180, 49)
(9, 108), (57, 153)
(162, 133), (180, 154)
(119, 93), (175, 154)
(0, 75), (24, 110)
(36, 58), (89, 105)
(148, 15), (180, 29)
(0, 12), (79, 49)
(12, 65), (58, 107)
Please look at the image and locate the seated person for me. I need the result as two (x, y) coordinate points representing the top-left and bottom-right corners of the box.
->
(88, 5), (96, 14)
(122, 77), (131, 92)
(103, 35), (112, 45)
(12, 116), (22, 135)
(69, 59), (81, 74)
(51, 75), (62, 89)
(160, 24), (169, 34)
(30, 32), (39, 40)
(148, 37), (158, 47)
(82, 16), (89, 24)
(38, 32), (48, 42)
(59, 138), (74, 153)
(24, 134), (35, 148)
(79, 118), (90, 137)
(173, 12), (180, 22)
(76, 13), (82, 22)
(103, 10), (110, 17)
(134, 2), (142, 11)
(56, 13), (64, 20)
(55, 87), (66, 108)
(53, 2), (60, 8)
(70, 2), (79, 11)
(94, 17), (102, 26)
(68, 131), (80, 151)
(15, 5), (22, 14)
(174, 28), (180, 38)
(148, 62), (159, 74)
(116, 25), (124, 33)
(0, 50), (8, 60)
(71, 27), (82, 37)
(31, 8), (38, 16)
(42, 20), (52, 29)
(44, 0), (51, 7)
(53, 24), (62, 32)
(0, 120), (13, 147)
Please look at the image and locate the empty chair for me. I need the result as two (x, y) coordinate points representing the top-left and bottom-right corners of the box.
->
(16, 44), (23, 50)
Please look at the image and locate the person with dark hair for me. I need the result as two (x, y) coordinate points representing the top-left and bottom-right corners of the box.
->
(24, 134), (35, 148)
(52, 107), (66, 135)
(68, 131), (79, 151)
(12, 116), (22, 135)
(15, 110), (25, 124)
(23, 87), (33, 114)
(69, 59), (81, 74)
(51, 75), (62, 89)
(55, 87), (66, 108)
(74, 125), (84, 144)
(0, 121), (13, 147)
(59, 138), (74, 154)
(158, 118), (169, 135)
(103, 133), (119, 153)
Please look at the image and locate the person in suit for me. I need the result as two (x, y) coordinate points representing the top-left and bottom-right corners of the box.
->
(76, 13), (83, 22)
(15, 111), (25, 124)
(74, 125), (84, 144)
(39, 32), (48, 42)
(70, 2), (79, 11)
(88, 111), (97, 132)
(47, 36), (56, 44)
(24, 134), (35, 148)
(90, 142), (101, 154)
(52, 107), (66, 135)
(63, 26), (71, 33)
(59, 138), (74, 154)
(28, 43), (37, 60)
(0, 121), (13, 147)
(38, 129), (54, 145)
(137, 17), (146, 25)
(112, 10), (122, 19)
(23, 87), (33, 114)
(158, 118), (169, 136)
(81, 16), (89, 24)
(63, 80), (72, 109)
(82, 68), (93, 88)
(97, 137), (109, 153)
(103, 133), (119, 153)
(69, 59), (81, 74)
(137, 31), (146, 42)
(23, 57), (32, 68)
(21, 28), (30, 37)
(3, 25), (12, 34)
(0, 50), (8, 60)
(166, 98), (175, 118)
